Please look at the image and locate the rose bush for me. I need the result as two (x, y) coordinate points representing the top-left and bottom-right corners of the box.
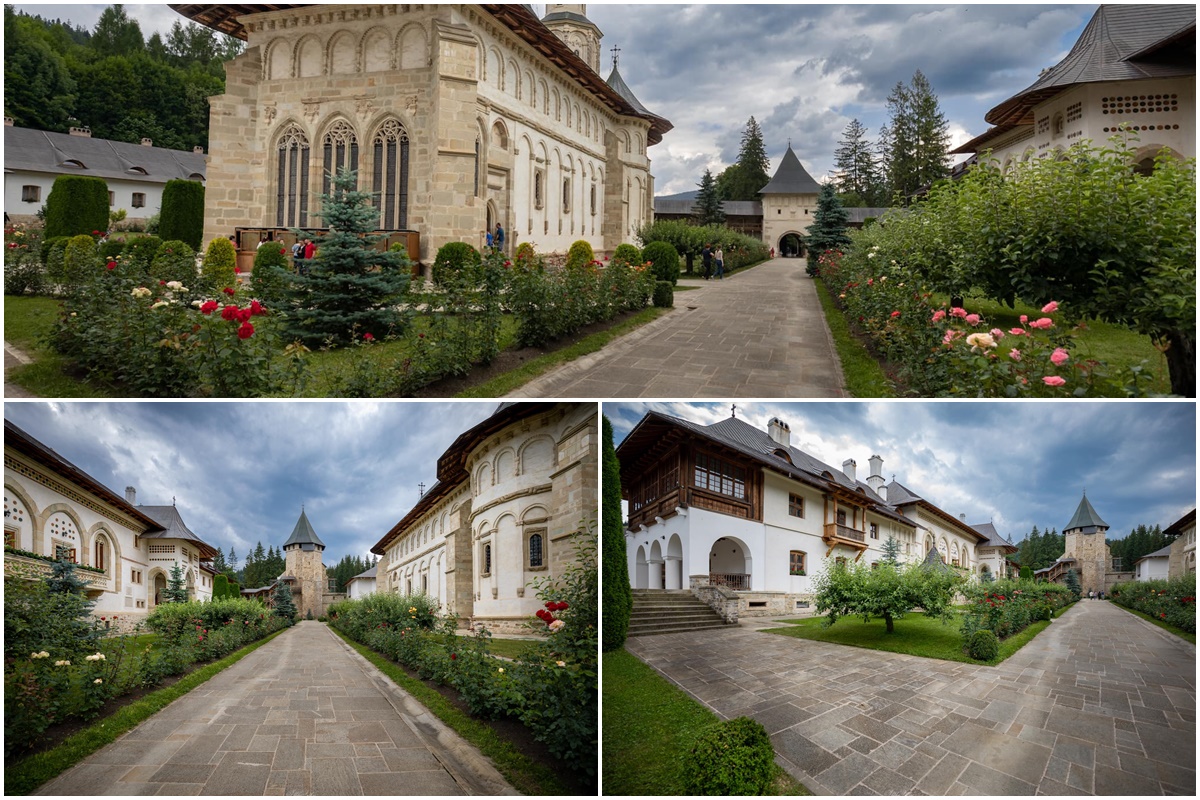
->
(1109, 576), (1195, 633)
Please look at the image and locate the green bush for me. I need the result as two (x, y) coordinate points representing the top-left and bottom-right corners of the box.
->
(62, 234), (100, 290)
(149, 240), (197, 284)
(158, 179), (206, 250)
(43, 175), (110, 240)
(642, 240), (680, 285)
(432, 241), (481, 288)
(611, 243), (642, 267)
(959, 579), (1075, 643)
(251, 242), (293, 307)
(968, 629), (1000, 661)
(121, 235), (163, 276)
(201, 236), (239, 292)
(565, 240), (596, 270)
(652, 280), (674, 308)
(1109, 575), (1196, 633)
(99, 238), (127, 261)
(602, 417), (631, 651)
(683, 717), (775, 795)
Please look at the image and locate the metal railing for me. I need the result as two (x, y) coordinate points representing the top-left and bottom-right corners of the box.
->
(709, 572), (750, 590)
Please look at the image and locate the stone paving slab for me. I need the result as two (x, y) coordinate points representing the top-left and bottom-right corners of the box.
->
(627, 600), (1195, 795)
(508, 257), (846, 398)
(35, 622), (518, 796)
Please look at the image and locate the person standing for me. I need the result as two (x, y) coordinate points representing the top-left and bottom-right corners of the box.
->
(304, 237), (316, 260)
(495, 222), (505, 252)
(714, 245), (725, 279)
(485, 229), (494, 250)
(701, 243), (712, 280)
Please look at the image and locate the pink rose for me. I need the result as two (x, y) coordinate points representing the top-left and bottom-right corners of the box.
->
(931, 310), (946, 322)
(1019, 315), (1028, 324)
(1041, 301), (1059, 314)
(890, 310), (901, 319)
(1042, 375), (1066, 387)
(1050, 347), (1069, 366)
(989, 328), (1005, 340)
(1009, 349), (1023, 361)
(964, 314), (981, 326)
(1029, 318), (1054, 330)
(1009, 328), (1026, 336)
(949, 307), (968, 318)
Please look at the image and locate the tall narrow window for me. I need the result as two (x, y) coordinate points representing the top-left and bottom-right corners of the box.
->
(422, 574), (428, 593)
(322, 120), (359, 198)
(372, 119), (410, 230)
(276, 124), (311, 227)
(529, 533), (544, 568)
(474, 137), (481, 197)
(95, 537), (107, 572)
(482, 543), (492, 575)
(562, 177), (571, 213)
(869, 523), (878, 540)
(534, 170), (544, 209)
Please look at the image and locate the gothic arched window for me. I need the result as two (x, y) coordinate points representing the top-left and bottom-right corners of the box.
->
(276, 125), (311, 228)
(482, 543), (492, 576)
(322, 120), (359, 198)
(372, 119), (410, 230)
(529, 533), (543, 568)
(474, 137), (481, 197)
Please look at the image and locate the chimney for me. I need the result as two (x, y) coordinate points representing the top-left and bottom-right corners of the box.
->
(193, 145), (204, 154)
(125, 486), (137, 505)
(140, 137), (153, 147)
(843, 458), (857, 483)
(4, 117), (13, 127)
(767, 417), (791, 447)
(69, 126), (92, 137)
(866, 454), (886, 497)
(959, 513), (967, 521)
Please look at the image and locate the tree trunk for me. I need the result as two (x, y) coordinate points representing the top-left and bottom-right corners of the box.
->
(685, 253), (694, 275)
(884, 614), (894, 633)
(1162, 331), (1195, 398)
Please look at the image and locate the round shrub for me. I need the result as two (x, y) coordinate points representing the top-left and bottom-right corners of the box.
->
(652, 280), (674, 308)
(99, 238), (126, 261)
(40, 235), (70, 270)
(642, 240), (681, 285)
(62, 234), (99, 289)
(514, 241), (537, 266)
(968, 629), (1000, 661)
(565, 239), (595, 270)
(201, 237), (239, 291)
(611, 242), (642, 267)
(251, 244), (293, 306)
(43, 175), (109, 239)
(149, 240), (197, 284)
(683, 717), (774, 795)
(122, 236), (163, 276)
(432, 241), (481, 287)
(158, 179), (205, 250)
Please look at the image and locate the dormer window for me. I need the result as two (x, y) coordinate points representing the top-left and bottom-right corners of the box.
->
(127, 166), (148, 175)
(60, 159), (85, 169)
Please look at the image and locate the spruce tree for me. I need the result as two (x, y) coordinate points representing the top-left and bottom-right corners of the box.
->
(719, 117), (771, 201)
(806, 184), (852, 274)
(834, 118), (882, 206)
(1064, 568), (1081, 599)
(44, 558), (102, 652)
(881, 534), (902, 566)
(288, 168), (411, 345)
(272, 581), (298, 623)
(602, 416), (632, 651)
(692, 169), (725, 226)
(211, 547), (228, 575)
(883, 70), (950, 199)
(227, 546), (238, 573)
(165, 562), (190, 603)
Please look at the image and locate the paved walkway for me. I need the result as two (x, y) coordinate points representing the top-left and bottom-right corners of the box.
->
(508, 257), (846, 398)
(628, 601), (1195, 795)
(5, 339), (37, 398)
(36, 622), (517, 796)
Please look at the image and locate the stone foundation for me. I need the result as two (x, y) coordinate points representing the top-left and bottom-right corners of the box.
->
(734, 591), (816, 617)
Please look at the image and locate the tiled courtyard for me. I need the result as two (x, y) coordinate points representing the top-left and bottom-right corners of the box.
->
(628, 600), (1195, 795)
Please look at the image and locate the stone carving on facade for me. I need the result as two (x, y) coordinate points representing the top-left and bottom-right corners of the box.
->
(354, 95), (376, 118)
(302, 100), (321, 125)
(263, 102), (277, 125)
(405, 95), (418, 116)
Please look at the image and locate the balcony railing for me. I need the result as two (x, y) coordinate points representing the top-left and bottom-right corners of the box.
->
(4, 551), (109, 589)
(823, 522), (867, 548)
(710, 572), (750, 590)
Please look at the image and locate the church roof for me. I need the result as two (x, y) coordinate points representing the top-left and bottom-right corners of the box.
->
(5, 126), (208, 184)
(283, 508), (325, 549)
(758, 146), (822, 195)
(970, 522), (1019, 553)
(138, 504), (218, 558)
(1135, 544), (1174, 563)
(1065, 493), (1108, 531)
(605, 65), (652, 116)
(170, 4), (672, 144)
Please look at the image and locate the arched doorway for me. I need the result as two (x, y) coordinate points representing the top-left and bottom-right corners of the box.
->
(666, 535), (684, 590)
(709, 536), (751, 590)
(152, 571), (167, 606)
(635, 545), (648, 589)
(779, 233), (805, 258)
(648, 540), (664, 590)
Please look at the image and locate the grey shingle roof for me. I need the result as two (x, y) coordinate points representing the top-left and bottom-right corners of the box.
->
(759, 146), (822, 195)
(138, 504), (217, 556)
(1135, 544), (1174, 562)
(970, 522), (1018, 552)
(1065, 493), (1109, 532)
(348, 565), (378, 582)
(653, 199), (762, 216)
(605, 65), (652, 117)
(283, 508), (326, 549)
(5, 126), (207, 185)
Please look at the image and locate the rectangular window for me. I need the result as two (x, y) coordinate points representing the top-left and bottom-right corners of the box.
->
(4, 528), (15, 548)
(693, 453), (746, 500)
(788, 493), (804, 518)
(836, 509), (847, 526)
(562, 178), (571, 213)
(870, 523), (879, 540)
(132, 193), (146, 208)
(789, 551), (806, 576)
(55, 544), (76, 562)
(21, 185), (40, 203)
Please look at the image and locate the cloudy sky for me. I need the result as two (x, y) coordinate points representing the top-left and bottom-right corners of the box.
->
(15, 3), (1101, 195)
(606, 402), (1196, 544)
(4, 401), (505, 567)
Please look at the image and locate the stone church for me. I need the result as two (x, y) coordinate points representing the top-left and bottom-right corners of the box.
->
(171, 4), (672, 261)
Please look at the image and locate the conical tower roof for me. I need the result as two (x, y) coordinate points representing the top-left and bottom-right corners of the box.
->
(759, 145), (822, 195)
(605, 65), (652, 116)
(283, 508), (325, 549)
(1065, 492), (1108, 532)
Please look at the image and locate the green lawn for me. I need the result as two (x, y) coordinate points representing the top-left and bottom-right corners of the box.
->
(462, 635), (538, 660)
(813, 280), (895, 397)
(1108, 601), (1196, 644)
(602, 648), (808, 796)
(763, 611), (1055, 666)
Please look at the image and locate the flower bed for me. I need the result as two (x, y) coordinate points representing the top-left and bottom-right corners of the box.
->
(959, 579), (1075, 651)
(1109, 577), (1196, 633)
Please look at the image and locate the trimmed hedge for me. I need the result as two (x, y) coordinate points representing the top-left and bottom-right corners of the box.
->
(432, 241), (481, 287)
(201, 237), (239, 292)
(642, 240), (680, 285)
(158, 179), (205, 250)
(683, 717), (775, 795)
(44, 176), (109, 240)
(652, 280), (674, 308)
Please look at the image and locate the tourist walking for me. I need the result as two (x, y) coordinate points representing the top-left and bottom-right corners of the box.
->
(714, 245), (725, 279)
(701, 243), (712, 279)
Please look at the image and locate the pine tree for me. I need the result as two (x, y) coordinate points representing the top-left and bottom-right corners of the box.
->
(164, 562), (190, 603)
(288, 168), (412, 345)
(882, 70), (950, 200)
(834, 118), (882, 206)
(272, 581), (297, 623)
(1064, 568), (1081, 599)
(806, 184), (852, 275)
(227, 546), (238, 573)
(211, 547), (228, 575)
(692, 169), (725, 226)
(881, 535), (902, 566)
(718, 117), (771, 201)
(44, 558), (101, 651)
(47, 555), (92, 595)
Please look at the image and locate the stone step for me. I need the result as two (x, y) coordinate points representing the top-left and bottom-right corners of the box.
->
(627, 589), (731, 637)
(627, 619), (732, 636)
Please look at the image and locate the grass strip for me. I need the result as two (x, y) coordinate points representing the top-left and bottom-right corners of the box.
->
(813, 280), (895, 397)
(762, 611), (1053, 666)
(460, 635), (537, 660)
(456, 306), (665, 397)
(329, 626), (568, 796)
(4, 627), (289, 796)
(1108, 602), (1196, 644)
(603, 648), (808, 796)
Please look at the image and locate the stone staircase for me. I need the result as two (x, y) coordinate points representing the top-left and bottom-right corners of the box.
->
(628, 589), (733, 637)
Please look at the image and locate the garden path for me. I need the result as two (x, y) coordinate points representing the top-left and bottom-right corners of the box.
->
(34, 621), (517, 796)
(627, 600), (1195, 795)
(507, 257), (846, 398)
(5, 340), (37, 398)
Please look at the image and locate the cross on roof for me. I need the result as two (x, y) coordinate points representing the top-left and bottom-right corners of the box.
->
(731, 404), (737, 419)
(611, 44), (621, 69)
(418, 482), (426, 497)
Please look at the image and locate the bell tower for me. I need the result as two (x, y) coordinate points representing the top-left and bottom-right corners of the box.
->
(282, 508), (328, 619)
(542, 4), (603, 73)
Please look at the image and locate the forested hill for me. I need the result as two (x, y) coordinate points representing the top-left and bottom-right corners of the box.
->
(3, 4), (243, 151)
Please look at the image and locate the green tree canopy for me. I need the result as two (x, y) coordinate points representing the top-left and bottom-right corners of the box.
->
(692, 168), (725, 227)
(882, 69), (950, 199)
(717, 117), (771, 201)
(814, 560), (964, 634)
(834, 118), (884, 206)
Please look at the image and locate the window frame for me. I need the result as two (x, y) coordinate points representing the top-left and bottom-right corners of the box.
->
(21, 185), (40, 203)
(788, 493), (804, 519)
(693, 452), (746, 501)
(789, 550), (806, 576)
(131, 192), (146, 208)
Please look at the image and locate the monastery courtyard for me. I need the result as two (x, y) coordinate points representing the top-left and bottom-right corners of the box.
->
(629, 600), (1195, 795)
(510, 257), (845, 398)
(33, 622), (516, 796)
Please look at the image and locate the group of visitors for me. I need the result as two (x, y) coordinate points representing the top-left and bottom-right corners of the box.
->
(1088, 590), (1107, 600)
(484, 222), (505, 252)
(700, 243), (725, 280)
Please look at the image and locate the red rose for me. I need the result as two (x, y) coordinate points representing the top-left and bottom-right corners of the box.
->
(237, 308), (253, 323)
(92, 230), (100, 235)
(237, 321), (254, 339)
(364, 332), (375, 341)
(249, 300), (266, 316)
(200, 301), (218, 315)
(279, 248), (286, 255)
(106, 260), (117, 270)
(160, 280), (167, 286)
(450, 653), (457, 660)
(221, 305), (239, 321)
(418, 333), (425, 339)
(223, 287), (236, 296)
(235, 266), (243, 274)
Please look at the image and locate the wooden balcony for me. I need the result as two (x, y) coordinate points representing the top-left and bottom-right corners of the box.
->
(823, 522), (869, 551)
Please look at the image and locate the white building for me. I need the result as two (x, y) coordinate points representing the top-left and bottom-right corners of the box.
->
(4, 420), (215, 631)
(954, 4), (1195, 170)
(3, 123), (206, 225)
(345, 564), (378, 600)
(373, 402), (597, 634)
(619, 411), (988, 617)
(1134, 545), (1173, 582)
(1166, 508), (1196, 577)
